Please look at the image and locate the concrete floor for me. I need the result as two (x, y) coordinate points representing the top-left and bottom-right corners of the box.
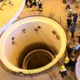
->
(0, 0), (80, 80)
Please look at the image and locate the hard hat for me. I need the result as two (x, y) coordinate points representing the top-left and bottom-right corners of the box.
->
(65, 57), (69, 61)
(61, 65), (65, 70)
(65, 57), (69, 63)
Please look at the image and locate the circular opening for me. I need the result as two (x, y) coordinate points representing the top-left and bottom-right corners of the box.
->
(18, 42), (56, 70)
(23, 49), (53, 70)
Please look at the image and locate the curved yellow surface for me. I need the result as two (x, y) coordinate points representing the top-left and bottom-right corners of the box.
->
(0, 0), (25, 33)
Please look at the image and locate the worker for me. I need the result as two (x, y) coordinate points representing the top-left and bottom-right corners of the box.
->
(38, 0), (43, 11)
(30, 0), (36, 8)
(65, 1), (71, 9)
(69, 53), (77, 71)
(67, 44), (74, 58)
(64, 56), (70, 68)
(59, 65), (67, 78)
